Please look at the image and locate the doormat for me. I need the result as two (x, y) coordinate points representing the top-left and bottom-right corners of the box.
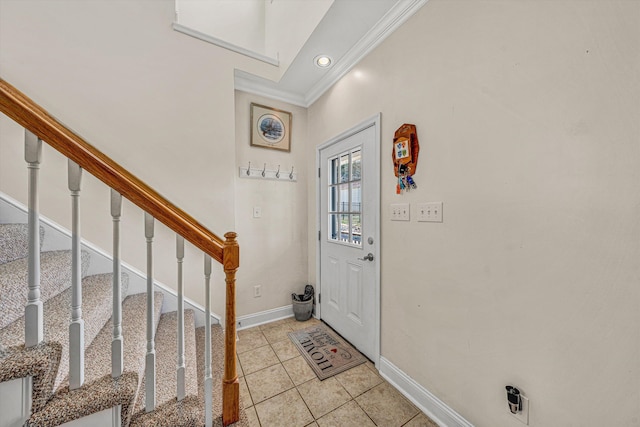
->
(288, 324), (366, 380)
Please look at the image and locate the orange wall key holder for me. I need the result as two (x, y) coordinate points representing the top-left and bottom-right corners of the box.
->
(392, 124), (420, 193)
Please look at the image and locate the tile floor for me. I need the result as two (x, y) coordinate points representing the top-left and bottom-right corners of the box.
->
(236, 317), (438, 427)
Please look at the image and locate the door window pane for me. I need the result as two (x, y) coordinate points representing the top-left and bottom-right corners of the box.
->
(351, 150), (361, 180)
(329, 186), (338, 212)
(350, 182), (361, 213)
(351, 214), (361, 245)
(339, 154), (350, 183)
(330, 158), (339, 185)
(328, 214), (339, 241)
(340, 214), (350, 243)
(327, 146), (363, 247)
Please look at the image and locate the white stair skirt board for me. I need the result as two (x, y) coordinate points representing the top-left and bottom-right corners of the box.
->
(0, 376), (32, 427)
(59, 406), (121, 427)
(0, 192), (221, 328)
(379, 357), (474, 427)
(236, 305), (295, 331)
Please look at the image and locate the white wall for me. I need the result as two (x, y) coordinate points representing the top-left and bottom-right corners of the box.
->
(264, 0), (334, 72)
(234, 90), (309, 316)
(177, 0), (266, 55)
(0, 0), (274, 314)
(307, 1), (640, 426)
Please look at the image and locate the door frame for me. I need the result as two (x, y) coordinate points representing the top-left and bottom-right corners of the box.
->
(315, 113), (381, 367)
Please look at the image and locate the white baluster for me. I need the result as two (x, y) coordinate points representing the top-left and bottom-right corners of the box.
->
(144, 213), (156, 412)
(111, 190), (123, 378)
(176, 235), (185, 401)
(204, 254), (213, 426)
(24, 131), (43, 348)
(68, 160), (84, 389)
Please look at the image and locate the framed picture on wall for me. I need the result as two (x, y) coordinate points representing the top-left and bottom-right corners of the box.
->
(250, 103), (292, 152)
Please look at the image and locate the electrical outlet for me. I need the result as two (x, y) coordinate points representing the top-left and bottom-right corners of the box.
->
(509, 395), (529, 425)
(390, 203), (410, 221)
(253, 285), (262, 298)
(417, 202), (443, 222)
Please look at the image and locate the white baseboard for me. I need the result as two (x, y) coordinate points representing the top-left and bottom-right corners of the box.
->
(236, 305), (294, 330)
(379, 357), (474, 427)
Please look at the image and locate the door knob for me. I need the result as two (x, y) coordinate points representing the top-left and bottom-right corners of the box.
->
(358, 253), (374, 261)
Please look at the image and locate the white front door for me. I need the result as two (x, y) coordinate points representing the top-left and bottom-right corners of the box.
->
(318, 115), (380, 363)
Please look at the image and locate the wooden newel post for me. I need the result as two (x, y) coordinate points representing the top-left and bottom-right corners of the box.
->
(222, 232), (240, 426)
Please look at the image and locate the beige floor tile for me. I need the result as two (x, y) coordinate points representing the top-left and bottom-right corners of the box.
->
(236, 355), (244, 377)
(254, 388), (314, 427)
(237, 328), (268, 354)
(245, 364), (295, 404)
(239, 344), (280, 375)
(288, 317), (321, 331)
(271, 337), (300, 362)
(404, 413), (440, 427)
(262, 323), (294, 344)
(282, 356), (317, 386)
(297, 377), (352, 419)
(259, 317), (293, 330)
(239, 376), (253, 409)
(355, 382), (419, 427)
(335, 363), (383, 398)
(316, 400), (376, 427)
(244, 406), (261, 427)
(305, 423), (319, 427)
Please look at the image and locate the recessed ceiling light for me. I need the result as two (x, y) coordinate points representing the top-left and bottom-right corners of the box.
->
(314, 55), (332, 68)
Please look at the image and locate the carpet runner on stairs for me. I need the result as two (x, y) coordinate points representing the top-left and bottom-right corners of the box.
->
(0, 249), (90, 330)
(0, 221), (240, 427)
(129, 310), (201, 426)
(0, 272), (130, 391)
(27, 292), (164, 426)
(0, 223), (43, 264)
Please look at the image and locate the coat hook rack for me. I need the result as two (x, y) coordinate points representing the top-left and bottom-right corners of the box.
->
(239, 162), (297, 182)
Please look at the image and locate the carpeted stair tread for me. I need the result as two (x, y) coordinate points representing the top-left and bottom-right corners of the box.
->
(0, 342), (63, 413)
(195, 325), (250, 427)
(0, 223), (44, 265)
(130, 310), (200, 426)
(27, 371), (140, 427)
(0, 272), (129, 391)
(30, 291), (164, 427)
(130, 395), (201, 427)
(0, 249), (90, 330)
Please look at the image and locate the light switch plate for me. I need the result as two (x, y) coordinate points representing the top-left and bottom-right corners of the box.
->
(390, 203), (410, 221)
(417, 202), (443, 222)
(253, 206), (262, 218)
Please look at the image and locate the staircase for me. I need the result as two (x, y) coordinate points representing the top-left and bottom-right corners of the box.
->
(0, 79), (243, 426)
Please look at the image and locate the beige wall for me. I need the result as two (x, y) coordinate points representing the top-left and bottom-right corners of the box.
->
(234, 90), (309, 316)
(307, 1), (639, 426)
(0, 0), (274, 314)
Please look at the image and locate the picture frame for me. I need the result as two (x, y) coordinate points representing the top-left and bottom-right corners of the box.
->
(250, 103), (292, 152)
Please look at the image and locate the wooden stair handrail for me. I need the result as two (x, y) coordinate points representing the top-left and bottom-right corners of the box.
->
(1, 77), (240, 425)
(0, 78), (227, 264)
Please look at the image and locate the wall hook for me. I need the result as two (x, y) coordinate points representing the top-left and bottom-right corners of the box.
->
(246, 161), (251, 176)
(262, 163), (267, 177)
(276, 165), (281, 178)
(289, 166), (294, 179)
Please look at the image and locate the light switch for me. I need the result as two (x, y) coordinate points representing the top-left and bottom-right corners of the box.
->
(253, 206), (262, 218)
(417, 202), (443, 222)
(390, 203), (410, 221)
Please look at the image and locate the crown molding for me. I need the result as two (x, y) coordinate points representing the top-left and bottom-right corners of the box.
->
(234, 0), (428, 108)
(172, 22), (280, 66)
(234, 70), (307, 107)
